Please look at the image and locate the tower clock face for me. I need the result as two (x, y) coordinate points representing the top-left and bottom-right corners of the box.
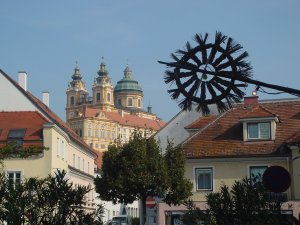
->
(69, 112), (75, 118)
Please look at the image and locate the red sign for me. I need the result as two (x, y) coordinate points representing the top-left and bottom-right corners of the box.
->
(146, 197), (156, 208)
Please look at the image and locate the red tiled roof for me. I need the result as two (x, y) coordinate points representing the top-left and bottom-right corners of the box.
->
(0, 111), (48, 147)
(84, 108), (166, 131)
(287, 133), (300, 144)
(240, 105), (277, 119)
(185, 115), (217, 130)
(0, 69), (97, 158)
(182, 99), (300, 159)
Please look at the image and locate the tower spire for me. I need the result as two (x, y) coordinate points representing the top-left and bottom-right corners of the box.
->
(72, 61), (82, 80)
(98, 57), (108, 76)
(124, 64), (132, 79)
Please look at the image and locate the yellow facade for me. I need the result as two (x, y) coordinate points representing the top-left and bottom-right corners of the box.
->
(186, 157), (291, 201)
(291, 145), (300, 200)
(2, 122), (96, 210)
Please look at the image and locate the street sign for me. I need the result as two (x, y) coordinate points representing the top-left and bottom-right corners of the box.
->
(146, 197), (156, 208)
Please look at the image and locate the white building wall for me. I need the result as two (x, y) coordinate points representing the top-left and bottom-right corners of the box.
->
(0, 73), (36, 111)
(154, 104), (218, 153)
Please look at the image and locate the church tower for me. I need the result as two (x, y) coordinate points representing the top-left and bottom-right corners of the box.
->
(114, 65), (143, 110)
(66, 63), (88, 121)
(92, 59), (114, 111)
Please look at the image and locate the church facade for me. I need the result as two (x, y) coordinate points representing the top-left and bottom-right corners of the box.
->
(66, 61), (165, 152)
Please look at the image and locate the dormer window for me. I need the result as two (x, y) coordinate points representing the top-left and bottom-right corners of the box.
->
(7, 128), (26, 147)
(247, 122), (271, 140)
(240, 105), (278, 142)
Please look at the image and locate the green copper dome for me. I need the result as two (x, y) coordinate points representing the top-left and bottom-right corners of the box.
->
(114, 66), (143, 94)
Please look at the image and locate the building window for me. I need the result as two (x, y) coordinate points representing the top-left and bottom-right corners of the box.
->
(82, 159), (85, 171)
(107, 131), (110, 139)
(100, 130), (105, 139)
(7, 171), (21, 187)
(96, 92), (101, 102)
(249, 165), (268, 182)
(78, 156), (80, 169)
(56, 138), (60, 156)
(107, 92), (111, 102)
(127, 98), (133, 107)
(7, 129), (26, 147)
(138, 99), (141, 107)
(195, 168), (213, 191)
(79, 129), (83, 137)
(247, 122), (271, 140)
(118, 99), (122, 106)
(70, 96), (75, 106)
(61, 140), (65, 159)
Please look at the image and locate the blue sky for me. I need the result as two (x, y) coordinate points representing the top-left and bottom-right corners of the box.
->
(1, 0), (300, 121)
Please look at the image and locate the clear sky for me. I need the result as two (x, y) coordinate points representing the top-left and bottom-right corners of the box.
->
(1, 0), (300, 121)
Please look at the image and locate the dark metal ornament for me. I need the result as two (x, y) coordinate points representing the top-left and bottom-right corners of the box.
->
(159, 31), (300, 114)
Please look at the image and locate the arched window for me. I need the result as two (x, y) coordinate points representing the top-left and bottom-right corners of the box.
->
(96, 92), (101, 102)
(128, 98), (133, 107)
(70, 96), (75, 106)
(107, 92), (111, 102)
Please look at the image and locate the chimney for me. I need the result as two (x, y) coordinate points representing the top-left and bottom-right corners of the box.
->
(18, 71), (27, 91)
(244, 96), (259, 105)
(42, 91), (50, 107)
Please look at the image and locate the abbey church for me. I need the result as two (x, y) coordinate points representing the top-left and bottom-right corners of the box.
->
(66, 60), (165, 152)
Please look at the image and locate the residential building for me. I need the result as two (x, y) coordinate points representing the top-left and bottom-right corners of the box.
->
(156, 96), (300, 224)
(66, 61), (165, 152)
(0, 69), (97, 211)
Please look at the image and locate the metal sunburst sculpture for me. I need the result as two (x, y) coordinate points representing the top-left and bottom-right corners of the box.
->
(158, 31), (300, 114)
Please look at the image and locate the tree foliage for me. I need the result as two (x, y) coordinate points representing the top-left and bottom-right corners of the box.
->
(94, 132), (192, 224)
(0, 169), (103, 225)
(0, 144), (48, 159)
(182, 178), (295, 225)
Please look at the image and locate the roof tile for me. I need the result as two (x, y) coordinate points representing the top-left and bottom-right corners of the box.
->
(0, 111), (48, 147)
(183, 100), (300, 158)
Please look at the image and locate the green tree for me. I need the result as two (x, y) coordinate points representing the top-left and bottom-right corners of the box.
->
(0, 169), (103, 225)
(182, 178), (291, 225)
(94, 132), (192, 225)
(164, 141), (193, 205)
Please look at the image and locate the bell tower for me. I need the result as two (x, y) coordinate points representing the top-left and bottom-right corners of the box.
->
(92, 58), (115, 111)
(66, 62), (88, 121)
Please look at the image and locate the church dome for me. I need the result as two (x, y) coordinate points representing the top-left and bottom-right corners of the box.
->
(114, 66), (143, 94)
